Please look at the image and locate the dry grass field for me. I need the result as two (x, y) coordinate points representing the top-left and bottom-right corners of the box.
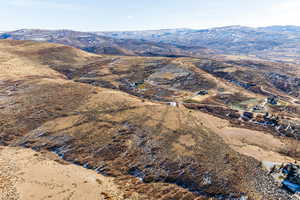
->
(0, 39), (299, 199)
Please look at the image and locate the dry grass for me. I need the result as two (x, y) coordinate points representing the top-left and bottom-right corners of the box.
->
(0, 40), (296, 200)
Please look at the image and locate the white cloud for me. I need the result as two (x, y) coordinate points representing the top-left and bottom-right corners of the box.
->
(9, 0), (81, 10)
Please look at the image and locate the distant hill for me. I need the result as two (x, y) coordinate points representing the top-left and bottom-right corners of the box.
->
(4, 26), (300, 63)
(0, 29), (212, 57)
(97, 25), (300, 63)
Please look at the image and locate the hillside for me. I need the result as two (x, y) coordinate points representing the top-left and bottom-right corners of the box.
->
(97, 25), (300, 63)
(4, 26), (300, 63)
(0, 29), (211, 57)
(0, 40), (300, 199)
(0, 146), (125, 200)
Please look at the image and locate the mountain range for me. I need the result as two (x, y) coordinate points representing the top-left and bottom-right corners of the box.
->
(97, 25), (300, 63)
(3, 25), (300, 63)
(0, 29), (211, 57)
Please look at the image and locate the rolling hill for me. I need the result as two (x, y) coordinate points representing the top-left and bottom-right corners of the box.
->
(0, 29), (212, 57)
(4, 26), (300, 63)
(1, 39), (300, 199)
(97, 25), (300, 63)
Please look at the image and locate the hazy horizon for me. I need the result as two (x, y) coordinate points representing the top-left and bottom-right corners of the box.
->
(3, 24), (300, 33)
(2, 0), (300, 31)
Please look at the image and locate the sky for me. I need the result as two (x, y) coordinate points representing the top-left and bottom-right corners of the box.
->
(1, 0), (300, 31)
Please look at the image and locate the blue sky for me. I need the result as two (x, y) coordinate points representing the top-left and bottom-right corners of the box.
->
(1, 0), (300, 31)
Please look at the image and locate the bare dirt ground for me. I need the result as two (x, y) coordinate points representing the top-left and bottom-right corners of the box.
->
(196, 111), (299, 163)
(0, 146), (124, 200)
